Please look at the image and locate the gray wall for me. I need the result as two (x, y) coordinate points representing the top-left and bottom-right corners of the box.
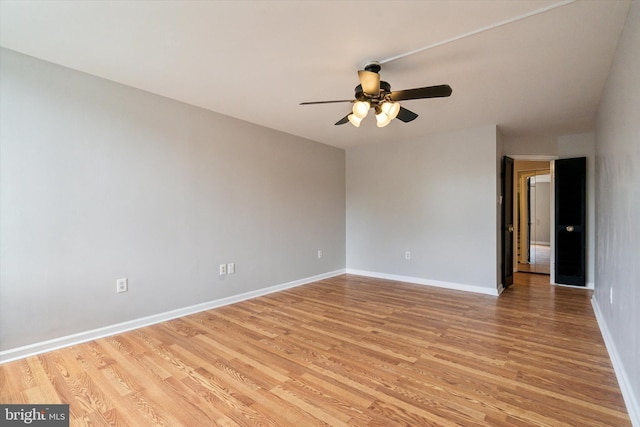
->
(0, 48), (346, 351)
(594, 1), (640, 416)
(346, 125), (499, 291)
(503, 135), (559, 157)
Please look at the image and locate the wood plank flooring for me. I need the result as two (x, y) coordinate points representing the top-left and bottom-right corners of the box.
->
(0, 273), (631, 426)
(518, 244), (551, 274)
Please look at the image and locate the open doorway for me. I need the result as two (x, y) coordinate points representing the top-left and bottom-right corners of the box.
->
(514, 161), (551, 275)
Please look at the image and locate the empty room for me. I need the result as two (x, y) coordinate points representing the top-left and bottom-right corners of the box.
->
(1, 1), (638, 426)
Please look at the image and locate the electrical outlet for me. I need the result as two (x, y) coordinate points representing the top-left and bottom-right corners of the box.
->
(317, 250), (323, 259)
(116, 278), (128, 293)
(219, 264), (227, 275)
(405, 251), (411, 260)
(227, 263), (235, 274)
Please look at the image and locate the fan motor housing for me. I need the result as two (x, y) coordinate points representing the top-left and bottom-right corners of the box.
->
(354, 81), (391, 104)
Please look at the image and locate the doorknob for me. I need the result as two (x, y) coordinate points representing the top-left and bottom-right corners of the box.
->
(566, 225), (575, 232)
(508, 225), (514, 232)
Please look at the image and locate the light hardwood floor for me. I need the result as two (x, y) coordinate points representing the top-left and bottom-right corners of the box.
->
(0, 273), (630, 426)
(518, 244), (551, 275)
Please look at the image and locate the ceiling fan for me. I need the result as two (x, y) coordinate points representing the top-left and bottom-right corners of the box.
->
(300, 61), (452, 128)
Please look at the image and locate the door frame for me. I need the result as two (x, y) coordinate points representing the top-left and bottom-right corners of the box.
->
(504, 155), (557, 283)
(502, 154), (593, 289)
(517, 169), (551, 267)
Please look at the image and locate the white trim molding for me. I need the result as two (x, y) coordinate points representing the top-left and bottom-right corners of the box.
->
(346, 269), (499, 296)
(592, 297), (640, 426)
(506, 154), (558, 161)
(0, 269), (346, 364)
(497, 283), (506, 295)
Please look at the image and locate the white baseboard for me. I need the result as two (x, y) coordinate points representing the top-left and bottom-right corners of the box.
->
(0, 269), (346, 364)
(592, 296), (640, 426)
(346, 269), (499, 296)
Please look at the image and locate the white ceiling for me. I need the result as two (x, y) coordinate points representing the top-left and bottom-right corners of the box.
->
(0, 0), (631, 149)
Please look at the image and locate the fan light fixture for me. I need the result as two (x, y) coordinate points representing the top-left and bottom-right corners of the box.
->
(348, 100), (401, 128)
(375, 109), (391, 127)
(348, 100), (370, 127)
(353, 100), (370, 117)
(381, 101), (400, 119)
(374, 101), (400, 127)
(348, 114), (363, 127)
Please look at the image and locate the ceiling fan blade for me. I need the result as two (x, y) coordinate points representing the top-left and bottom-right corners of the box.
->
(396, 107), (419, 123)
(389, 84), (452, 102)
(300, 99), (352, 105)
(335, 115), (350, 125)
(358, 70), (380, 96)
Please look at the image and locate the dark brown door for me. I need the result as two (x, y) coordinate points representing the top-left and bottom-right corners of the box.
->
(502, 156), (514, 288)
(555, 157), (586, 286)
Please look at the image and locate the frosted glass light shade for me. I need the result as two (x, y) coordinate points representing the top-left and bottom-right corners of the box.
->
(348, 114), (363, 127)
(352, 101), (371, 119)
(375, 111), (392, 127)
(380, 101), (400, 120)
